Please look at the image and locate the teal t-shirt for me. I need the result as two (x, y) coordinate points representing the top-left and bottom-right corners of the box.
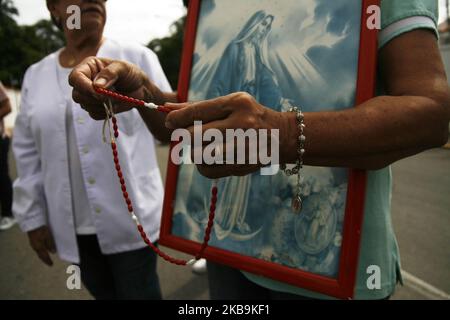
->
(243, 0), (439, 300)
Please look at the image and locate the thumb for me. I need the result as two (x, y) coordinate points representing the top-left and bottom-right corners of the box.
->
(93, 61), (143, 93)
(93, 65), (119, 89)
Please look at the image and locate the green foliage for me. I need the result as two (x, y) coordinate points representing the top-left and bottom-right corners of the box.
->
(0, 0), (17, 18)
(1, 0), (185, 89)
(0, 0), (65, 87)
(148, 16), (186, 90)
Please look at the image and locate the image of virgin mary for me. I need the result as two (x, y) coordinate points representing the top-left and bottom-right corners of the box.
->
(206, 10), (292, 111)
(179, 11), (290, 244)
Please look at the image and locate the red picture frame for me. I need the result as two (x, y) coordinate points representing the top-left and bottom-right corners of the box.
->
(160, 0), (379, 299)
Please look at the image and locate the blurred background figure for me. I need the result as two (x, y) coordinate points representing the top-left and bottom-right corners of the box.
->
(0, 81), (15, 231)
(11, 0), (172, 299)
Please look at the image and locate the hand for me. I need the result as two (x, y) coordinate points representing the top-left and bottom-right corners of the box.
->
(69, 57), (162, 120)
(165, 92), (294, 178)
(27, 226), (56, 266)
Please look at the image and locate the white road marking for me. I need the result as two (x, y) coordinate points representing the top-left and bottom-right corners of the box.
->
(401, 270), (450, 300)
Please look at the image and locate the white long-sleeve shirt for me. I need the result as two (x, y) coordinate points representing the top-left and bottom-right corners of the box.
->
(12, 39), (171, 263)
(58, 62), (97, 235)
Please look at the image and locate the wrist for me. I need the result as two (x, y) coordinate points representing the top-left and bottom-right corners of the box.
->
(279, 111), (300, 164)
(141, 78), (168, 106)
(261, 108), (299, 165)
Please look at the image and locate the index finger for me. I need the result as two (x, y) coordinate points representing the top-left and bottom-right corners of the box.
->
(165, 95), (231, 129)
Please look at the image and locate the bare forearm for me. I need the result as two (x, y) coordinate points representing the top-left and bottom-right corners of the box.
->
(137, 80), (178, 143)
(282, 95), (449, 169)
(136, 108), (170, 142)
(306, 146), (428, 170)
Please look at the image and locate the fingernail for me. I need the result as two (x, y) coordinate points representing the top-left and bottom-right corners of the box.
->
(165, 102), (186, 109)
(94, 77), (107, 87)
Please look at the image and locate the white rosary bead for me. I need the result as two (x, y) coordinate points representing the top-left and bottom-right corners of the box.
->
(144, 102), (159, 109)
(131, 214), (140, 225)
(186, 259), (197, 266)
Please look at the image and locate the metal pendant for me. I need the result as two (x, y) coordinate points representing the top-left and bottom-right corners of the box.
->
(291, 194), (303, 214)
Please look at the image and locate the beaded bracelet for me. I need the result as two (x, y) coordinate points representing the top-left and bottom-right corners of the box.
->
(280, 107), (305, 214)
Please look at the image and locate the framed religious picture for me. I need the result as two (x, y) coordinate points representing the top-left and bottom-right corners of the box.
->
(160, 0), (380, 299)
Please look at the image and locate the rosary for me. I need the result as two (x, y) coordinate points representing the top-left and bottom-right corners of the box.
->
(94, 87), (217, 266)
(94, 86), (305, 265)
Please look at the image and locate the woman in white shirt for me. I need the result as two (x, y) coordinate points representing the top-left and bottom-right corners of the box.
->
(0, 81), (15, 231)
(12, 0), (172, 299)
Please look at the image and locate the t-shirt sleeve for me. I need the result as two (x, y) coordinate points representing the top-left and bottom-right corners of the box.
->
(379, 0), (439, 49)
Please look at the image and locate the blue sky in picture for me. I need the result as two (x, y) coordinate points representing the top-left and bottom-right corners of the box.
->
(188, 0), (361, 110)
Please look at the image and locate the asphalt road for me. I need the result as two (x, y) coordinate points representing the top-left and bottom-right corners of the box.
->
(390, 147), (450, 298)
(0, 144), (448, 300)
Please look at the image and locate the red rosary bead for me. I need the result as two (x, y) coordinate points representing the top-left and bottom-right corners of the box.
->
(95, 87), (147, 108)
(152, 245), (161, 254)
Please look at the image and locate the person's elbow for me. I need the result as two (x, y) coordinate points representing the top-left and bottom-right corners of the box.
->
(428, 89), (450, 148)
